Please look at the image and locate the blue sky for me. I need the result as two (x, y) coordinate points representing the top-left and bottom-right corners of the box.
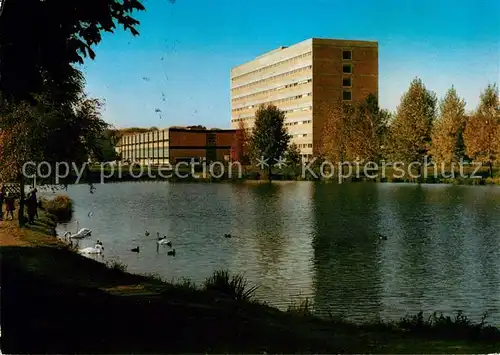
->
(81, 0), (500, 129)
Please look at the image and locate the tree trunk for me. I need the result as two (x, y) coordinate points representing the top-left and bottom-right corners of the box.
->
(419, 159), (424, 183)
(489, 161), (493, 178)
(18, 173), (25, 227)
(268, 165), (272, 182)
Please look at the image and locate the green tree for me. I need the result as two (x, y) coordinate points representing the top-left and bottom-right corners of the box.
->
(285, 143), (302, 167)
(0, 71), (108, 225)
(388, 78), (437, 176)
(463, 84), (500, 178)
(248, 104), (291, 181)
(430, 87), (467, 164)
(0, 0), (146, 102)
(90, 129), (122, 163)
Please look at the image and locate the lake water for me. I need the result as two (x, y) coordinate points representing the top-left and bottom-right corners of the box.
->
(53, 181), (500, 325)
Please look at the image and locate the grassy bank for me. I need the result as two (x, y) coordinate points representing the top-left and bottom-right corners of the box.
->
(1, 212), (499, 353)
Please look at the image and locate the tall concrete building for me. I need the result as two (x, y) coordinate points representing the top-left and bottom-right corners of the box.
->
(230, 38), (378, 160)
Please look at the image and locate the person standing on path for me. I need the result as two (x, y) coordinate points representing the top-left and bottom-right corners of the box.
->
(4, 192), (15, 221)
(0, 185), (5, 221)
(26, 192), (36, 224)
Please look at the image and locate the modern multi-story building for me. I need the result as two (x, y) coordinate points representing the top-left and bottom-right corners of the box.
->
(230, 38), (378, 160)
(116, 127), (238, 165)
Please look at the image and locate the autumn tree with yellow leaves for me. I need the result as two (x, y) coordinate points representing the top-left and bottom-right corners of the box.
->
(430, 86), (467, 164)
(387, 78), (437, 176)
(319, 100), (350, 164)
(345, 94), (389, 163)
(320, 95), (388, 167)
(463, 84), (500, 178)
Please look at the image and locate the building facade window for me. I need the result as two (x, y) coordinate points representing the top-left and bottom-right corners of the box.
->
(343, 90), (352, 101)
(342, 50), (352, 60)
(342, 64), (352, 74)
(342, 77), (352, 87)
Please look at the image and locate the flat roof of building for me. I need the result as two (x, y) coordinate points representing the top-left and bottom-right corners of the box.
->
(120, 126), (236, 136)
(230, 37), (378, 74)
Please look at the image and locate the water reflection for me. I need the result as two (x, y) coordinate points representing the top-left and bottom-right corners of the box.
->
(311, 183), (383, 321)
(53, 181), (500, 324)
(377, 184), (500, 321)
(232, 182), (315, 306)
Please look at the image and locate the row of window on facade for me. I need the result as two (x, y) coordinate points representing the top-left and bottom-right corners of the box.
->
(232, 48), (352, 83)
(232, 65), (312, 92)
(285, 119), (311, 126)
(120, 131), (168, 145)
(232, 78), (312, 103)
(298, 143), (313, 149)
(121, 147), (169, 159)
(232, 75), (352, 112)
(232, 92), (312, 112)
(231, 105), (312, 123)
(232, 51), (312, 81)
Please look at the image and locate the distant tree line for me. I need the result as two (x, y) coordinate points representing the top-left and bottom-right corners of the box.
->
(239, 79), (499, 179)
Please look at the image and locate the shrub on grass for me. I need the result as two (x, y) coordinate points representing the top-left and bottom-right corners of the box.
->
(397, 311), (500, 341)
(203, 269), (258, 301)
(42, 195), (73, 222)
(287, 297), (314, 317)
(485, 177), (500, 185)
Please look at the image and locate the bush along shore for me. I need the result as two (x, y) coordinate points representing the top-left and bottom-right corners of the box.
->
(1, 207), (500, 353)
(31, 164), (500, 185)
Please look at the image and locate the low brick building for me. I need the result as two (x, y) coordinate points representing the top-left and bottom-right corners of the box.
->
(116, 126), (240, 165)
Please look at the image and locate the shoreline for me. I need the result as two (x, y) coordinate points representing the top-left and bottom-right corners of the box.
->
(29, 166), (500, 186)
(1, 208), (500, 353)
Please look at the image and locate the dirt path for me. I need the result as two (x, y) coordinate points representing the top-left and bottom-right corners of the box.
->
(0, 220), (30, 247)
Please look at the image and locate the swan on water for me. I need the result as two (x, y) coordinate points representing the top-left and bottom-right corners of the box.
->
(131, 246), (140, 253)
(167, 249), (176, 256)
(65, 229), (91, 239)
(77, 228), (92, 237)
(145, 230), (150, 236)
(157, 237), (172, 247)
(71, 221), (92, 238)
(79, 243), (104, 255)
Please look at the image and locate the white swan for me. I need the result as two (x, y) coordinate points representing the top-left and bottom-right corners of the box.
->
(76, 221), (91, 236)
(65, 229), (90, 239)
(64, 221), (91, 239)
(76, 228), (92, 237)
(157, 238), (172, 246)
(79, 244), (104, 254)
